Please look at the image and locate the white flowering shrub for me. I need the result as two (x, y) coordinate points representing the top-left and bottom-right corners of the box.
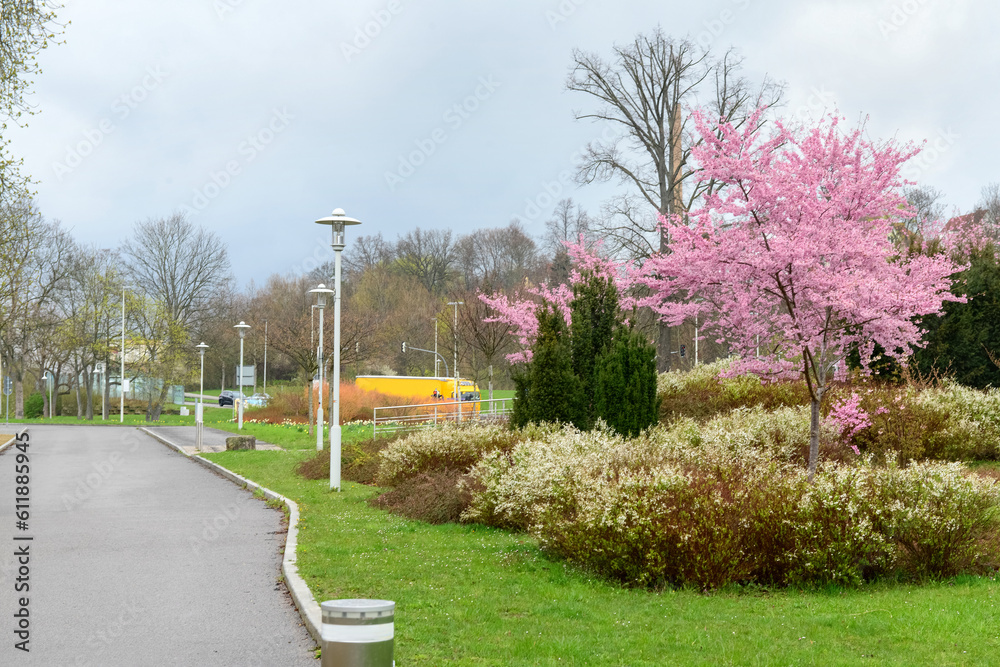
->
(374, 421), (560, 488)
(463, 422), (1000, 588)
(657, 358), (812, 424)
(915, 383), (1000, 460)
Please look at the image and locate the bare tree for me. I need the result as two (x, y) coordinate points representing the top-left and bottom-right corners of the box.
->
(341, 232), (395, 281)
(979, 183), (1000, 237)
(395, 228), (455, 296)
(454, 222), (542, 291)
(568, 27), (782, 370)
(122, 213), (231, 331)
(902, 185), (946, 235)
(121, 213), (231, 419)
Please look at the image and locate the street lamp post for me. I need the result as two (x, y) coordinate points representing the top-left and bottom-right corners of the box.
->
(433, 317), (439, 377)
(120, 285), (130, 423)
(309, 284), (335, 452)
(234, 321), (251, 429)
(196, 342), (209, 451)
(447, 301), (463, 422)
(43, 370), (54, 419)
(315, 208), (362, 492)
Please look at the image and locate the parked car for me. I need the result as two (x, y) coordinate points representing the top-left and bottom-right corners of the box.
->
(218, 390), (245, 407)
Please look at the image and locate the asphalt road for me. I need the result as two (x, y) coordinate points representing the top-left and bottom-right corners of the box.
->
(0, 425), (317, 666)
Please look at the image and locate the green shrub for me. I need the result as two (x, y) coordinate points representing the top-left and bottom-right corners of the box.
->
(594, 328), (660, 437)
(657, 359), (811, 424)
(511, 302), (584, 429)
(24, 392), (43, 418)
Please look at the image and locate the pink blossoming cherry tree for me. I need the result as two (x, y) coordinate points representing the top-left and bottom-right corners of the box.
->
(643, 108), (961, 480)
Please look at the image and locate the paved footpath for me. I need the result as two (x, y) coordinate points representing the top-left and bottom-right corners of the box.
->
(142, 425), (284, 455)
(0, 425), (317, 666)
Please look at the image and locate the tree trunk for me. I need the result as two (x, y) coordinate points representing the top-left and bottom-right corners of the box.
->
(148, 382), (169, 422)
(657, 322), (672, 373)
(103, 359), (110, 420)
(85, 367), (94, 420)
(15, 377), (24, 419)
(76, 380), (83, 420)
(808, 395), (821, 483)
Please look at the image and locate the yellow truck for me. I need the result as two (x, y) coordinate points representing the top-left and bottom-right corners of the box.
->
(355, 375), (481, 403)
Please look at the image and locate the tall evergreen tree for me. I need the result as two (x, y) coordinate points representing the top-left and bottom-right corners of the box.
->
(594, 327), (660, 437)
(570, 270), (619, 426)
(914, 241), (1000, 388)
(511, 302), (584, 429)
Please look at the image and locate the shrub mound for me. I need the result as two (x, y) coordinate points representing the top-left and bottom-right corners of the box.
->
(657, 359), (810, 423)
(296, 434), (400, 485)
(465, 423), (1000, 588)
(363, 423), (559, 523)
(463, 423), (1000, 588)
(369, 470), (471, 524)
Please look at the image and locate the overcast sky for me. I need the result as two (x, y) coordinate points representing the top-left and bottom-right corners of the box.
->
(9, 0), (997, 285)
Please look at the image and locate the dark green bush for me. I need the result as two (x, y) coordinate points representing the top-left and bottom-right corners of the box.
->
(24, 392), (43, 418)
(594, 328), (660, 437)
(511, 302), (584, 429)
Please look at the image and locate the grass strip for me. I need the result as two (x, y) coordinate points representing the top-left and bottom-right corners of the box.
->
(205, 448), (1000, 666)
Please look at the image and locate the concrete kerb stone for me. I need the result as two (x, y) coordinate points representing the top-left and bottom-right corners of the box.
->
(137, 427), (323, 644)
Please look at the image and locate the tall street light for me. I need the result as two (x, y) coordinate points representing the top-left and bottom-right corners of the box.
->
(196, 342), (209, 451)
(309, 284), (334, 452)
(315, 208), (361, 492)
(447, 301), (463, 422)
(234, 321), (251, 429)
(43, 370), (54, 419)
(120, 285), (131, 423)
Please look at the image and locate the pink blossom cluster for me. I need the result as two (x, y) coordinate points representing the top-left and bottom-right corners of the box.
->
(479, 239), (638, 363)
(825, 393), (871, 455)
(640, 108), (963, 382)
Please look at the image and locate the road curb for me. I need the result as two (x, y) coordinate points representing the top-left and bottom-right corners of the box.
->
(0, 428), (27, 454)
(138, 427), (323, 645)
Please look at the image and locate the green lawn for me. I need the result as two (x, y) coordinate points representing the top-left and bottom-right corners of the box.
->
(211, 420), (372, 451)
(6, 402), (235, 426)
(205, 448), (1000, 666)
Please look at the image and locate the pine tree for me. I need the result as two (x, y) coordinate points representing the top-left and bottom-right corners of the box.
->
(511, 302), (584, 429)
(594, 327), (660, 437)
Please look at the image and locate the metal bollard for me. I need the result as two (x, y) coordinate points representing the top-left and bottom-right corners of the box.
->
(321, 599), (395, 667)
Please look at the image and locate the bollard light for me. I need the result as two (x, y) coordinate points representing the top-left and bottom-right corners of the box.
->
(320, 599), (394, 667)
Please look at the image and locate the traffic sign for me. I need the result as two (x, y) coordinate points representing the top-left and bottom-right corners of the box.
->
(3, 377), (11, 396)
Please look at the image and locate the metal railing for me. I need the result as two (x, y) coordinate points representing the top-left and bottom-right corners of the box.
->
(372, 397), (515, 438)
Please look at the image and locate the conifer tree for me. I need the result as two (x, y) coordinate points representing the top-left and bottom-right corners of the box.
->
(570, 270), (619, 426)
(511, 301), (584, 428)
(594, 327), (660, 437)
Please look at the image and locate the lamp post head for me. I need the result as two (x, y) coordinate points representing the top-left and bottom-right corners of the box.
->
(196, 342), (209, 356)
(309, 283), (335, 309)
(234, 321), (251, 339)
(315, 208), (362, 250)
